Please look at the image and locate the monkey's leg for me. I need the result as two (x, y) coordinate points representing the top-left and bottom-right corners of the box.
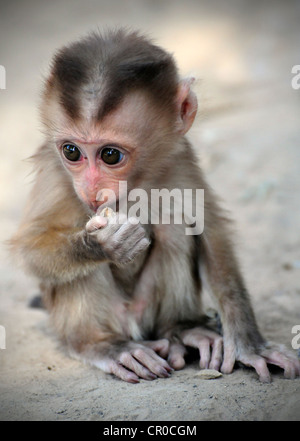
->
(45, 271), (173, 383)
(129, 243), (159, 323)
(199, 232), (300, 381)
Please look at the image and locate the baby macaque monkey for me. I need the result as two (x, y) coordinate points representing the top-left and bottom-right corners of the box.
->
(11, 29), (300, 383)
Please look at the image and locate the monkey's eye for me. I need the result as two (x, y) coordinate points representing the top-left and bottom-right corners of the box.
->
(101, 147), (124, 165)
(62, 144), (82, 162)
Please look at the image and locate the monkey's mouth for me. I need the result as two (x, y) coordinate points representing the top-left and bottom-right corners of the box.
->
(90, 201), (104, 213)
(90, 199), (120, 214)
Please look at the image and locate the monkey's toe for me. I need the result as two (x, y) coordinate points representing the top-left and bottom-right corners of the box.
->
(168, 342), (187, 370)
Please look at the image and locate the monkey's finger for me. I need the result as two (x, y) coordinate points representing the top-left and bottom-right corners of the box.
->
(180, 327), (219, 346)
(145, 339), (170, 359)
(198, 339), (211, 369)
(127, 232), (150, 255)
(168, 342), (187, 370)
(116, 225), (150, 253)
(136, 237), (150, 251)
(113, 221), (142, 243)
(294, 359), (300, 377)
(143, 347), (173, 372)
(86, 215), (108, 232)
(239, 355), (271, 383)
(132, 348), (171, 377)
(209, 337), (223, 371)
(120, 238), (151, 264)
(108, 360), (140, 384)
(264, 351), (300, 379)
(119, 352), (157, 381)
(221, 345), (236, 375)
(282, 361), (297, 379)
(112, 222), (149, 252)
(253, 360), (271, 383)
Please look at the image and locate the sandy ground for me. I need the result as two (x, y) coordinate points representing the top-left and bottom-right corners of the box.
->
(0, 0), (300, 421)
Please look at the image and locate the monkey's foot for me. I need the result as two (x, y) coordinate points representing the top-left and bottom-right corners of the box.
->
(168, 326), (223, 371)
(222, 342), (300, 382)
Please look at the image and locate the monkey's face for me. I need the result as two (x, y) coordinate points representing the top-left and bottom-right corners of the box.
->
(50, 91), (173, 212)
(42, 74), (197, 213)
(58, 141), (129, 212)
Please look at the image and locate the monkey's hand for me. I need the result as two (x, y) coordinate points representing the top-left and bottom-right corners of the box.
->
(92, 339), (173, 383)
(85, 211), (150, 266)
(222, 340), (300, 382)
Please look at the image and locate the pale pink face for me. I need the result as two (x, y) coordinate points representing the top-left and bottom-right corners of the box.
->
(41, 81), (197, 213)
(45, 91), (156, 212)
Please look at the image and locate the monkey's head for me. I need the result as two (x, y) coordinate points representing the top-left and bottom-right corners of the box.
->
(40, 29), (198, 213)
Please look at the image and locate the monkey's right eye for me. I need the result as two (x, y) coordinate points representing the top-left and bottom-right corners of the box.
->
(62, 144), (82, 162)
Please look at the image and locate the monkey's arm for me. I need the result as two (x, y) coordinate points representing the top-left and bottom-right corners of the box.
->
(11, 211), (150, 284)
(11, 221), (103, 283)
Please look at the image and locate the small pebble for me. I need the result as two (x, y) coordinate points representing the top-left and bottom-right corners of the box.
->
(195, 369), (222, 380)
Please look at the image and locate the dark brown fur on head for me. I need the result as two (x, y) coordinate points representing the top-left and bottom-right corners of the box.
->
(47, 29), (179, 121)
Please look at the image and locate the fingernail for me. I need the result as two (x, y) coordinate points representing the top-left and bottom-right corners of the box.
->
(147, 373), (157, 380)
(160, 367), (171, 378)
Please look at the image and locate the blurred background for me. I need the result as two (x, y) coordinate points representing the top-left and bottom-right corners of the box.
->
(0, 0), (300, 421)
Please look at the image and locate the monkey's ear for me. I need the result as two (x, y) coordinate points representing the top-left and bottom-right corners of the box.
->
(175, 78), (198, 135)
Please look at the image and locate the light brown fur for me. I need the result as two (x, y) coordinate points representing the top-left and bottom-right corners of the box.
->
(11, 29), (300, 382)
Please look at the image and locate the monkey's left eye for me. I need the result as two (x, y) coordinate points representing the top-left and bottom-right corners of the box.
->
(62, 144), (82, 162)
(101, 147), (124, 165)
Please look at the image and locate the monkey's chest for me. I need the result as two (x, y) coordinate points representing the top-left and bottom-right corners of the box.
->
(112, 249), (201, 339)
